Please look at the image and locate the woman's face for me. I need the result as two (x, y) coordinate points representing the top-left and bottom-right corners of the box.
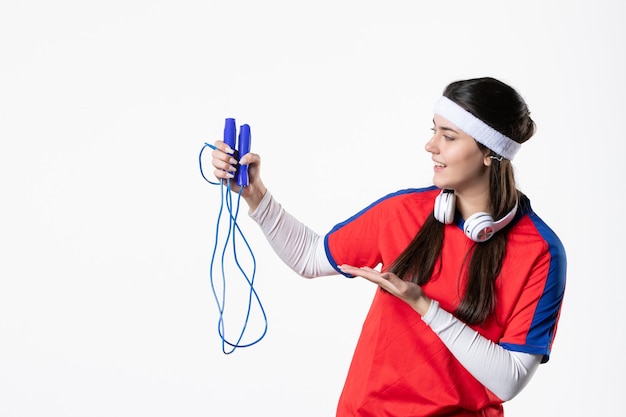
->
(425, 114), (491, 194)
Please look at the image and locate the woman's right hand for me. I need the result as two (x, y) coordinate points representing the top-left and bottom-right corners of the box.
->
(338, 265), (432, 316)
(210, 140), (267, 211)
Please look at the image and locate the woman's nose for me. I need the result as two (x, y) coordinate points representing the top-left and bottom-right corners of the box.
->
(425, 136), (437, 154)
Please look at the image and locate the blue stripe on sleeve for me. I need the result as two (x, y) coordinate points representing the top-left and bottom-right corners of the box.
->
(518, 212), (567, 362)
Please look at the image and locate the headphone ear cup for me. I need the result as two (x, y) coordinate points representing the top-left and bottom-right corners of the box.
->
(434, 190), (455, 224)
(464, 212), (495, 242)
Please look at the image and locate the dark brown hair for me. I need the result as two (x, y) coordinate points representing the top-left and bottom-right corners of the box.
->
(390, 77), (536, 324)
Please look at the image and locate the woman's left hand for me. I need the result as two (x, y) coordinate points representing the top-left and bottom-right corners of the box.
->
(339, 265), (432, 316)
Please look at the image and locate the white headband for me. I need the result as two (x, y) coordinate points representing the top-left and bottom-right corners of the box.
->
(433, 96), (521, 160)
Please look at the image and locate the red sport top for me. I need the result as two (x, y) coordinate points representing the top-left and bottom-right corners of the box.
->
(324, 186), (566, 417)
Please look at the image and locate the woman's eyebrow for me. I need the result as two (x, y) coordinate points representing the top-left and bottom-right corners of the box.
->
(432, 119), (458, 133)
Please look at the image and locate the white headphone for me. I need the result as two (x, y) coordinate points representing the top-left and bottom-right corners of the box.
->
(433, 189), (518, 242)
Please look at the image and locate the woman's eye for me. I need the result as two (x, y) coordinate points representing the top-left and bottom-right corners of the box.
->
(431, 127), (454, 140)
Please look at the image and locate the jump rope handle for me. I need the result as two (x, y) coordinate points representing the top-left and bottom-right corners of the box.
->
(224, 118), (237, 152)
(223, 118), (251, 187)
(236, 124), (251, 187)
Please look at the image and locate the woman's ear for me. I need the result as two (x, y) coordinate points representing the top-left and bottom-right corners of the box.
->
(483, 151), (493, 167)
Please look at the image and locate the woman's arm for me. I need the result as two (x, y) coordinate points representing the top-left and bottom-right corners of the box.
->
(249, 191), (336, 278)
(211, 140), (334, 277)
(211, 139), (338, 278)
(423, 300), (542, 401)
(338, 265), (542, 401)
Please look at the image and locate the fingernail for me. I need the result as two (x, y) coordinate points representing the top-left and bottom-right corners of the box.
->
(225, 147), (235, 154)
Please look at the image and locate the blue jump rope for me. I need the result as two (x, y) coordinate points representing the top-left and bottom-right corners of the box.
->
(199, 118), (267, 354)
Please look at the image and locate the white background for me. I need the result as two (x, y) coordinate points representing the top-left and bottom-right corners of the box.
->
(1, 1), (624, 416)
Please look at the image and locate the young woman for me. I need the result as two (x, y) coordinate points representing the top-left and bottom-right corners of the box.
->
(210, 77), (567, 416)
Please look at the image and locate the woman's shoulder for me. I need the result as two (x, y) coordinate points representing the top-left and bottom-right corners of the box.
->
(377, 185), (440, 205)
(356, 186), (441, 221)
(331, 186), (439, 229)
(514, 193), (567, 259)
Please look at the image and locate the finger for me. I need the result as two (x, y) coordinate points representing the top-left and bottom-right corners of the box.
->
(338, 264), (367, 276)
(212, 147), (238, 163)
(239, 152), (260, 166)
(211, 161), (237, 177)
(212, 152), (238, 171)
(209, 141), (236, 167)
(213, 140), (235, 155)
(341, 265), (384, 280)
(339, 264), (375, 272)
(340, 265), (387, 285)
(213, 168), (234, 180)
